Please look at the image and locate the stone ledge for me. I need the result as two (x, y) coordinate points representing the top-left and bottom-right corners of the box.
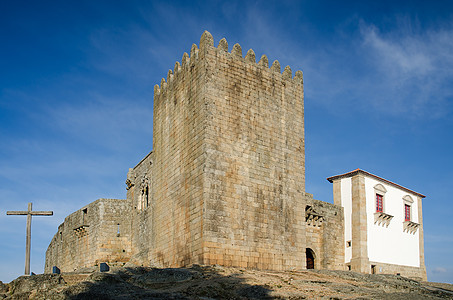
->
(403, 221), (419, 234)
(374, 212), (393, 227)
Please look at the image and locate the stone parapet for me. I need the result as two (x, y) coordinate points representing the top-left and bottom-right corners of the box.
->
(45, 199), (132, 273)
(368, 261), (427, 281)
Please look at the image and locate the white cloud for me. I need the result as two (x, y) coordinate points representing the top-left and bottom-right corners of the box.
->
(361, 25), (433, 76)
(358, 20), (453, 118)
(43, 93), (153, 144)
(432, 267), (447, 274)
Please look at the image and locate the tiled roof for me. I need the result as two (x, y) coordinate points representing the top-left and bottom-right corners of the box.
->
(326, 169), (426, 198)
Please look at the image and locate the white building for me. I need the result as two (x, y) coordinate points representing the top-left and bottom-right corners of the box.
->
(327, 169), (427, 280)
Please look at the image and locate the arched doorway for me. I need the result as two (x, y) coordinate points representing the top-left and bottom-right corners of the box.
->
(306, 248), (315, 269)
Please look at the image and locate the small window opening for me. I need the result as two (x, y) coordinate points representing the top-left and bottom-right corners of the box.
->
(82, 208), (88, 223)
(117, 223), (120, 237)
(346, 241), (352, 247)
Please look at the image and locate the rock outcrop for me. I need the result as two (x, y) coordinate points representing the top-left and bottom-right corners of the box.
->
(1, 266), (452, 299)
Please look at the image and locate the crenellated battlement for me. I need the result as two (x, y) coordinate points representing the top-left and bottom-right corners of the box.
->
(45, 31), (425, 280)
(154, 30), (303, 98)
(150, 30), (306, 270)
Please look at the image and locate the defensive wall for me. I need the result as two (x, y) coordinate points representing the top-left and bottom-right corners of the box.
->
(45, 198), (132, 272)
(148, 31), (307, 270)
(46, 31), (345, 274)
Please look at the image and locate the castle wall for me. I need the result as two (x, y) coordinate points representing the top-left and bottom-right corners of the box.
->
(149, 41), (207, 267)
(45, 199), (132, 272)
(144, 31), (307, 270)
(126, 152), (154, 264)
(44, 32), (428, 279)
(305, 198), (344, 271)
(199, 33), (306, 270)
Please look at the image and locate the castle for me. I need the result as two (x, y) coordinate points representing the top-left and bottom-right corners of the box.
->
(45, 31), (427, 280)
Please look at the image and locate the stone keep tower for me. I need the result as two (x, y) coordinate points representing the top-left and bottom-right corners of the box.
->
(147, 31), (307, 270)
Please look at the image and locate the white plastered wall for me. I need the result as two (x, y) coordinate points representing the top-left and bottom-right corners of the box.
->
(365, 177), (420, 267)
(341, 178), (352, 264)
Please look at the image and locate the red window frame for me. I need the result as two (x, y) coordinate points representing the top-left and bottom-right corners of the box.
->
(376, 194), (383, 212)
(404, 204), (411, 221)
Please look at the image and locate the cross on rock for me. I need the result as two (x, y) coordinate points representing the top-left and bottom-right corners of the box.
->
(7, 202), (53, 275)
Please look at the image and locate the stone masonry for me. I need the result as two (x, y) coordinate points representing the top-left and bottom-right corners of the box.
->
(46, 31), (361, 274)
(45, 199), (132, 272)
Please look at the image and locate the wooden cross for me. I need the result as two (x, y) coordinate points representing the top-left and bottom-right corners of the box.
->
(6, 202), (53, 275)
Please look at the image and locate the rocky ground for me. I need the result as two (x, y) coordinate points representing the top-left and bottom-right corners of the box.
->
(1, 265), (452, 299)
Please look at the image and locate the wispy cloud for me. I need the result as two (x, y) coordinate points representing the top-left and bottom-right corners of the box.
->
(362, 25), (433, 75)
(358, 20), (453, 118)
(234, 7), (453, 120)
(432, 267), (448, 274)
(43, 93), (153, 146)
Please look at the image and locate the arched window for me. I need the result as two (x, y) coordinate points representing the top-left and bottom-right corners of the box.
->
(306, 248), (316, 269)
(138, 177), (150, 210)
(144, 186), (149, 208)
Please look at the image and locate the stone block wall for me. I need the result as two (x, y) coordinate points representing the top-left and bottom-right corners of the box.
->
(45, 199), (132, 272)
(200, 32), (306, 270)
(150, 38), (207, 267)
(305, 197), (344, 270)
(44, 31), (361, 274)
(126, 152), (154, 264)
(146, 31), (307, 270)
(367, 261), (426, 281)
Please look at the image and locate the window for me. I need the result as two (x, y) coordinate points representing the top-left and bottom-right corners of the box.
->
(402, 195), (419, 233)
(374, 184), (387, 213)
(376, 194), (383, 212)
(145, 186), (149, 208)
(82, 208), (88, 224)
(138, 178), (150, 210)
(404, 204), (411, 221)
(402, 195), (414, 222)
(373, 184), (393, 227)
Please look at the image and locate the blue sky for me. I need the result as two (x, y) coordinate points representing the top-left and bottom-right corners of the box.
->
(1, 0), (452, 283)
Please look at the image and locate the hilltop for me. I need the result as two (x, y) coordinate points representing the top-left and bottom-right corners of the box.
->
(1, 265), (452, 299)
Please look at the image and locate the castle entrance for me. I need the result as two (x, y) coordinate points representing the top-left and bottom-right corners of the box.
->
(306, 248), (315, 269)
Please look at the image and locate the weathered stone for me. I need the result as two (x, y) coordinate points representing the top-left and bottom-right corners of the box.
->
(45, 198), (132, 272)
(45, 31), (425, 282)
(44, 30), (340, 275)
(218, 38), (228, 52)
(4, 266), (453, 299)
